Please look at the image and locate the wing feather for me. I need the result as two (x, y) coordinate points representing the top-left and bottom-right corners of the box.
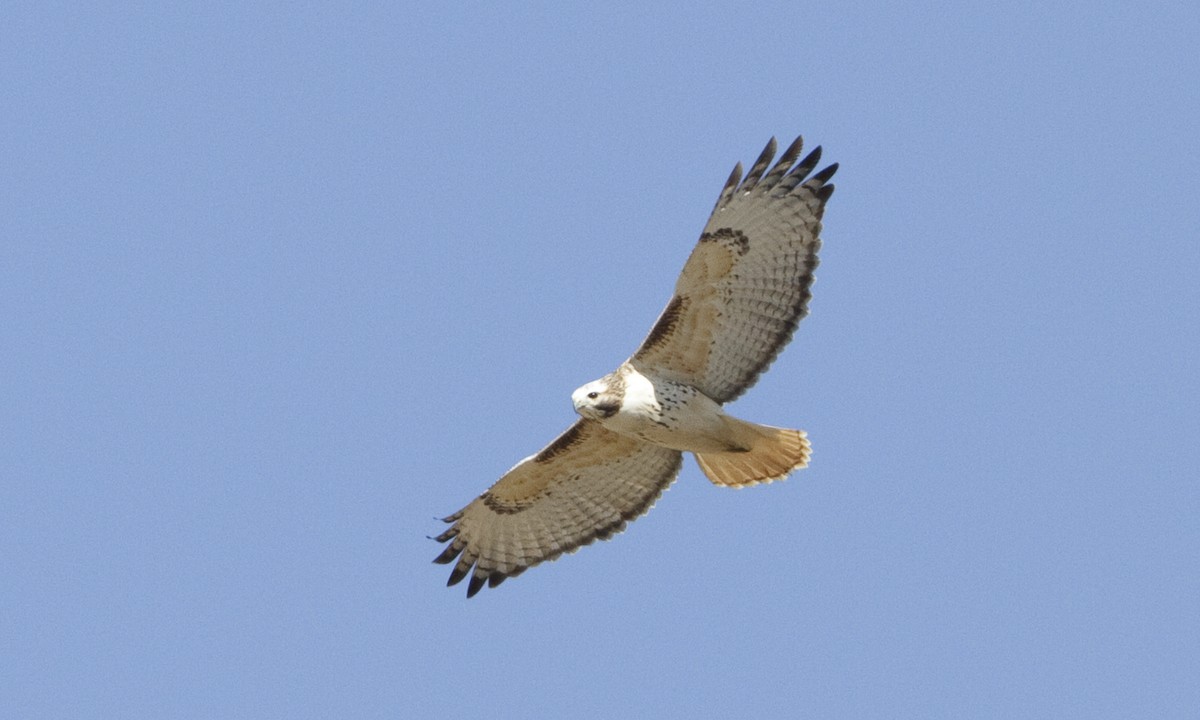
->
(432, 419), (682, 597)
(737, 136), (778, 193)
(713, 162), (744, 211)
(631, 136), (837, 402)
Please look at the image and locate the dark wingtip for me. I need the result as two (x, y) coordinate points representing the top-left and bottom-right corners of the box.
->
(714, 161), (745, 210)
(432, 542), (463, 565)
(760, 136), (806, 190)
(741, 137), (778, 190)
(813, 162), (839, 184)
(466, 574), (486, 598)
(724, 162), (743, 190)
(795, 146), (822, 176)
(780, 135), (805, 166)
(447, 562), (471, 586)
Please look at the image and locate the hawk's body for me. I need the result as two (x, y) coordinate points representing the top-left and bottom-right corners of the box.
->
(573, 365), (737, 453)
(434, 136), (837, 597)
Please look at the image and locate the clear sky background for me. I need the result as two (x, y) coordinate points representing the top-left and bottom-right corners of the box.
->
(3, 3), (1198, 718)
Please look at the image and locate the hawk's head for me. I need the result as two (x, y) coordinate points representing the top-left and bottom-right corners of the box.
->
(572, 375), (623, 420)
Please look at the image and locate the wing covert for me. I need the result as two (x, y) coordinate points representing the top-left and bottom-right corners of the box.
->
(432, 419), (682, 597)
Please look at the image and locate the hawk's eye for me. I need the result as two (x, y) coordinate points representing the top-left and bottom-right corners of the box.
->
(587, 391), (599, 399)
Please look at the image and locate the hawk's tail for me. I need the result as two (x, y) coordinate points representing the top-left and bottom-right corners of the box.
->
(694, 419), (810, 488)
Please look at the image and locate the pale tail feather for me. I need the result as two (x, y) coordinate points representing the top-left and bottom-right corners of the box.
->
(694, 420), (810, 488)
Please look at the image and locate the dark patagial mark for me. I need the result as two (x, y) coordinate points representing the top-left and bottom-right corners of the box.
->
(637, 295), (686, 357)
(699, 227), (750, 255)
(535, 422), (588, 463)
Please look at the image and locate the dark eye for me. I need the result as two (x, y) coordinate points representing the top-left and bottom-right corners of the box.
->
(587, 391), (599, 399)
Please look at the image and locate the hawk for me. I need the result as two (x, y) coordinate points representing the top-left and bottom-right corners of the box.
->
(433, 136), (837, 597)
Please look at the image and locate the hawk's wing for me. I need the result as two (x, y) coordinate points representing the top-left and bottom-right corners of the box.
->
(630, 136), (837, 403)
(433, 419), (682, 597)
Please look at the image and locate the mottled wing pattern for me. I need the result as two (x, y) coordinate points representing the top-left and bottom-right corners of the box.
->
(631, 136), (837, 403)
(433, 419), (683, 597)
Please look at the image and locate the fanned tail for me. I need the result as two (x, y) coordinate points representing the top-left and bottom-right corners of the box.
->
(695, 420), (810, 488)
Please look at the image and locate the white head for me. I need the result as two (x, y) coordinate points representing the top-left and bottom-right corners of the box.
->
(571, 375), (623, 420)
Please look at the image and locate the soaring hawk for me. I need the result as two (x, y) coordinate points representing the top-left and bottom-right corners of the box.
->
(433, 136), (837, 597)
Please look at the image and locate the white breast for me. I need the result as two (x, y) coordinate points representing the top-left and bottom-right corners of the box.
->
(601, 365), (737, 453)
(619, 366), (661, 417)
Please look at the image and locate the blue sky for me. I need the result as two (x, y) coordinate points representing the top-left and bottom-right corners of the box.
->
(3, 3), (1198, 718)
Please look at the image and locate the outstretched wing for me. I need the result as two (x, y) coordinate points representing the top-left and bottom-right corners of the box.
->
(432, 419), (682, 597)
(631, 136), (837, 403)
